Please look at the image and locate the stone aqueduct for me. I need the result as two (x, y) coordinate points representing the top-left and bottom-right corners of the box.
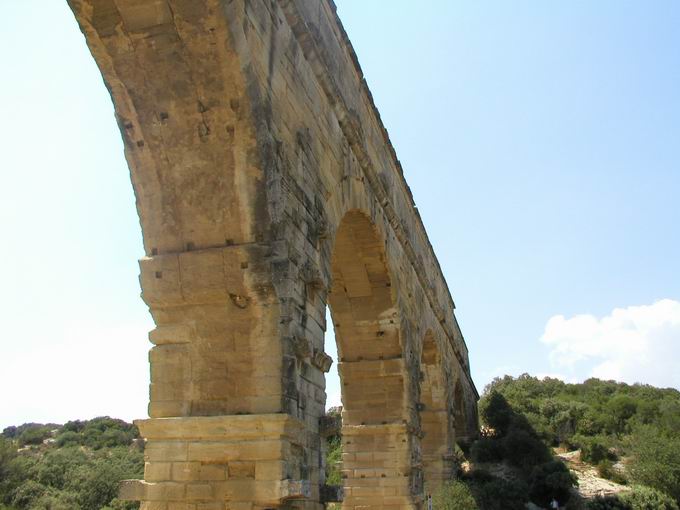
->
(67, 0), (479, 507)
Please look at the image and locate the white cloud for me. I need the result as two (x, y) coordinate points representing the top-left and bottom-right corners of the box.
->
(541, 299), (680, 389)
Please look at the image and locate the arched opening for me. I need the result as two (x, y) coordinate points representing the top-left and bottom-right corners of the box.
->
(420, 331), (453, 489)
(325, 210), (413, 507)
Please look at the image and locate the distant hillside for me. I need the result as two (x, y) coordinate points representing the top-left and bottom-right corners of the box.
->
(483, 374), (680, 446)
(452, 375), (680, 509)
(0, 417), (142, 510)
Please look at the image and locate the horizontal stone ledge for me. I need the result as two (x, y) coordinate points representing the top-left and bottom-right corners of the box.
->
(119, 478), (311, 504)
(140, 239), (263, 259)
(341, 422), (409, 436)
(135, 414), (306, 441)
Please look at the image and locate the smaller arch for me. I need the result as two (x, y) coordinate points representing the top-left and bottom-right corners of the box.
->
(326, 209), (416, 507)
(419, 330), (454, 488)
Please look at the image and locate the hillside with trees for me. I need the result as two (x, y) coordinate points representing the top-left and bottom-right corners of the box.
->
(0, 417), (142, 510)
(427, 375), (680, 509)
(2, 376), (679, 509)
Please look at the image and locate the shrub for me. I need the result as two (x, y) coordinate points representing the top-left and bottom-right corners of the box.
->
(576, 435), (615, 464)
(469, 475), (529, 510)
(503, 427), (551, 472)
(529, 460), (578, 507)
(81, 417), (138, 450)
(17, 426), (51, 447)
(597, 460), (627, 485)
(0, 437), (16, 478)
(325, 435), (342, 486)
(628, 426), (680, 502)
(36, 447), (89, 490)
(69, 458), (131, 510)
(2, 427), (18, 439)
(470, 438), (504, 463)
(10, 480), (48, 509)
(62, 420), (86, 434)
(0, 454), (39, 505)
(463, 468), (495, 484)
(587, 485), (680, 510)
(102, 499), (140, 510)
(587, 495), (632, 510)
(432, 480), (478, 510)
(480, 392), (514, 436)
(620, 485), (679, 510)
(55, 430), (82, 448)
(606, 396), (638, 435)
(30, 489), (81, 510)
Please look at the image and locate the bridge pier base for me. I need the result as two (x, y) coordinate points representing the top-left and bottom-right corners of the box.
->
(341, 423), (423, 509)
(121, 415), (322, 510)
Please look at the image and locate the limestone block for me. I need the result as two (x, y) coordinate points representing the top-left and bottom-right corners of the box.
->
(171, 462), (201, 482)
(140, 256), (182, 306)
(145, 462), (172, 482)
(178, 250), (228, 303)
(114, 0), (173, 32)
(198, 464), (227, 481)
(185, 483), (214, 501)
(149, 324), (194, 345)
(145, 441), (189, 462)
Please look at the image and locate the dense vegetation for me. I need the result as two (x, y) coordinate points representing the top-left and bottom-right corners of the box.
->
(0, 417), (143, 510)
(3, 375), (679, 509)
(430, 375), (680, 509)
(453, 389), (578, 509)
(484, 375), (680, 503)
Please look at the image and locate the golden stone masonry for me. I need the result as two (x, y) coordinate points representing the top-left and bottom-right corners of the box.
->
(67, 0), (478, 507)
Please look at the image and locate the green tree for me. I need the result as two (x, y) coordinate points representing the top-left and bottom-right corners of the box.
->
(628, 426), (680, 503)
(502, 427), (551, 473)
(620, 485), (679, 510)
(529, 460), (577, 507)
(606, 396), (638, 435)
(10, 480), (48, 509)
(468, 475), (528, 510)
(480, 392), (513, 436)
(17, 426), (51, 447)
(36, 447), (88, 490)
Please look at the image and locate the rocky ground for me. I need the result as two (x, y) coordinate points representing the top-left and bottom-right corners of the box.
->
(555, 449), (629, 500)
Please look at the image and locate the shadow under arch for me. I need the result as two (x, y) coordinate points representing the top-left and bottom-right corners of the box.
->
(454, 379), (467, 439)
(325, 209), (417, 507)
(419, 330), (455, 490)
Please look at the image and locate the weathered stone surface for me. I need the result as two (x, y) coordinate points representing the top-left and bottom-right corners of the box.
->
(66, 0), (479, 507)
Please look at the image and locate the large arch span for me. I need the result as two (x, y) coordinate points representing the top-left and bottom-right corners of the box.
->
(66, 0), (478, 507)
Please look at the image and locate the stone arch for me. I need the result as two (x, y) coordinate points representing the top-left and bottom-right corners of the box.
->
(66, 0), (480, 508)
(419, 331), (454, 489)
(326, 209), (416, 507)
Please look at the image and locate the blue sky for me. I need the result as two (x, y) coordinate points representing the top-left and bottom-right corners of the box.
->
(1, 1), (678, 427)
